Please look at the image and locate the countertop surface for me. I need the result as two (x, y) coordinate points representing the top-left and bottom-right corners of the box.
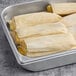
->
(0, 0), (76, 76)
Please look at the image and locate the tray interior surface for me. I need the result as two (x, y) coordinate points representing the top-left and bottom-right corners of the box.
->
(1, 0), (76, 64)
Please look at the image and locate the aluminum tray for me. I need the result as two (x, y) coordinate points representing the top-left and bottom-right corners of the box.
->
(1, 0), (76, 71)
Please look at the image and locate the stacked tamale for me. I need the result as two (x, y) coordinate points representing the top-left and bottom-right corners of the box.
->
(9, 3), (76, 57)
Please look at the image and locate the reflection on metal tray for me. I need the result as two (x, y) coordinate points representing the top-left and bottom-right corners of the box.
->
(1, 0), (76, 71)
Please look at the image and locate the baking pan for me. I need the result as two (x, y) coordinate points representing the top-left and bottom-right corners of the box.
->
(1, 0), (76, 71)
